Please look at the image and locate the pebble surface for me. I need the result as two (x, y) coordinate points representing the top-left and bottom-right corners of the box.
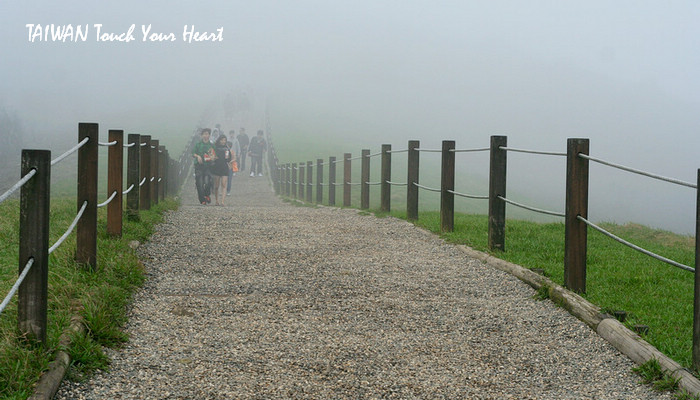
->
(55, 172), (672, 399)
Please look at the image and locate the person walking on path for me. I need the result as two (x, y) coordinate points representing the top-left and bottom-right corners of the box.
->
(237, 128), (249, 171)
(248, 129), (267, 177)
(211, 134), (232, 206)
(192, 128), (215, 205)
(226, 130), (241, 195)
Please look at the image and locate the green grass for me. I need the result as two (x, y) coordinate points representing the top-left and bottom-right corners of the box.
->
(0, 196), (178, 399)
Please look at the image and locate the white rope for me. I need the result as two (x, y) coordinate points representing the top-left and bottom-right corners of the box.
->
(49, 201), (87, 254)
(499, 146), (566, 157)
(347, 155), (363, 161)
(140, 142), (147, 147)
(579, 153), (696, 189)
(413, 182), (441, 193)
(414, 148), (442, 153)
(386, 181), (407, 186)
(97, 191), (118, 208)
(387, 149), (408, 154)
(451, 147), (490, 153)
(0, 258), (34, 315)
(0, 169), (37, 204)
(98, 140), (117, 147)
(123, 142), (136, 148)
(139, 177), (147, 186)
(366, 152), (382, 158)
(122, 183), (135, 195)
(577, 215), (694, 272)
(365, 181), (382, 185)
(51, 137), (89, 166)
(150, 177), (155, 182)
(497, 195), (564, 217)
(346, 182), (362, 186)
(158, 178), (162, 182)
(449, 189), (489, 201)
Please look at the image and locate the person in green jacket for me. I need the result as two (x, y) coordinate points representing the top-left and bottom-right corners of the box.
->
(192, 128), (216, 205)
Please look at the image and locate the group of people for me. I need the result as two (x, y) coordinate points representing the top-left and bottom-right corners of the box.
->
(192, 125), (267, 206)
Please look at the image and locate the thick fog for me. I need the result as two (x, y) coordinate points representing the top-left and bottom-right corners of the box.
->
(1, 1), (699, 233)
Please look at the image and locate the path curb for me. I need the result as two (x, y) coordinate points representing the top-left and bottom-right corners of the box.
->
(455, 243), (700, 397)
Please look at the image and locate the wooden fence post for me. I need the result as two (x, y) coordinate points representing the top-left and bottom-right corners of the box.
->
(18, 149), (50, 343)
(329, 157), (336, 206)
(441, 140), (455, 232)
(76, 122), (98, 269)
(159, 146), (166, 201)
(291, 163), (297, 198)
(140, 135), (151, 210)
(361, 149), (370, 209)
(488, 135), (507, 251)
(127, 134), (140, 221)
(299, 162), (305, 200)
(285, 164), (291, 196)
(344, 153), (352, 207)
(306, 161), (313, 203)
(381, 144), (391, 212)
(407, 140), (420, 221)
(316, 159), (323, 204)
(564, 138), (590, 293)
(693, 169), (700, 371)
(150, 140), (159, 205)
(163, 148), (170, 199)
(107, 130), (123, 237)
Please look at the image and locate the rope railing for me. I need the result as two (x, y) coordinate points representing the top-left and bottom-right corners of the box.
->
(579, 153), (696, 189)
(366, 152), (382, 158)
(347, 155), (363, 161)
(414, 148), (442, 153)
(499, 146), (566, 157)
(0, 169), (37, 205)
(413, 182), (441, 193)
(0, 258), (34, 315)
(97, 191), (118, 208)
(346, 182), (362, 186)
(51, 137), (89, 166)
(49, 201), (87, 255)
(387, 149), (408, 154)
(98, 140), (117, 147)
(123, 142), (136, 148)
(497, 195), (565, 217)
(139, 177), (147, 186)
(451, 147), (490, 153)
(386, 180), (407, 186)
(122, 183), (135, 195)
(365, 181), (382, 185)
(577, 215), (694, 272)
(449, 189), (489, 201)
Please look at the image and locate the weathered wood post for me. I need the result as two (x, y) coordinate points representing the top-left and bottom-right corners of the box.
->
(693, 169), (700, 371)
(150, 139), (159, 205)
(139, 135), (151, 210)
(488, 135), (507, 251)
(77, 123), (98, 269)
(381, 144), (391, 212)
(361, 149), (370, 209)
(316, 159), (323, 204)
(407, 140), (420, 221)
(299, 162), (305, 200)
(329, 156), (336, 206)
(163, 148), (170, 199)
(107, 130), (123, 237)
(441, 140), (455, 232)
(306, 161), (313, 203)
(159, 146), (166, 201)
(126, 134), (140, 221)
(18, 149), (50, 343)
(344, 153), (352, 207)
(291, 163), (297, 198)
(285, 164), (291, 196)
(564, 138), (590, 293)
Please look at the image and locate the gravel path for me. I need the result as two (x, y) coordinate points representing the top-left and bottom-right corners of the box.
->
(55, 171), (671, 399)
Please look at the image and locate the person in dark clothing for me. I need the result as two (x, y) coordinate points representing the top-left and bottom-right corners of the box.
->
(237, 128), (249, 171)
(248, 129), (267, 177)
(192, 128), (215, 205)
(211, 135), (232, 206)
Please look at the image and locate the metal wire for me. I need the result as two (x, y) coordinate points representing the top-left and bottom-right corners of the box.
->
(413, 182), (441, 193)
(449, 189), (489, 200)
(51, 137), (89, 166)
(579, 153), (696, 189)
(386, 181), (407, 186)
(0, 258), (34, 315)
(0, 169), (37, 205)
(577, 215), (694, 272)
(98, 140), (117, 147)
(49, 201), (87, 254)
(97, 191), (118, 208)
(497, 195), (565, 217)
(451, 147), (490, 153)
(499, 146), (566, 157)
(122, 183), (135, 195)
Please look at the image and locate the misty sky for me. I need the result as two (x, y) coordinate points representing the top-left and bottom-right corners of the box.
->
(1, 1), (699, 233)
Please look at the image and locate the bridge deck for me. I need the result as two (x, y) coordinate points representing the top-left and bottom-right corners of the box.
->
(56, 171), (670, 399)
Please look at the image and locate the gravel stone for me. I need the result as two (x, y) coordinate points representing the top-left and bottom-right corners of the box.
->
(54, 173), (673, 399)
